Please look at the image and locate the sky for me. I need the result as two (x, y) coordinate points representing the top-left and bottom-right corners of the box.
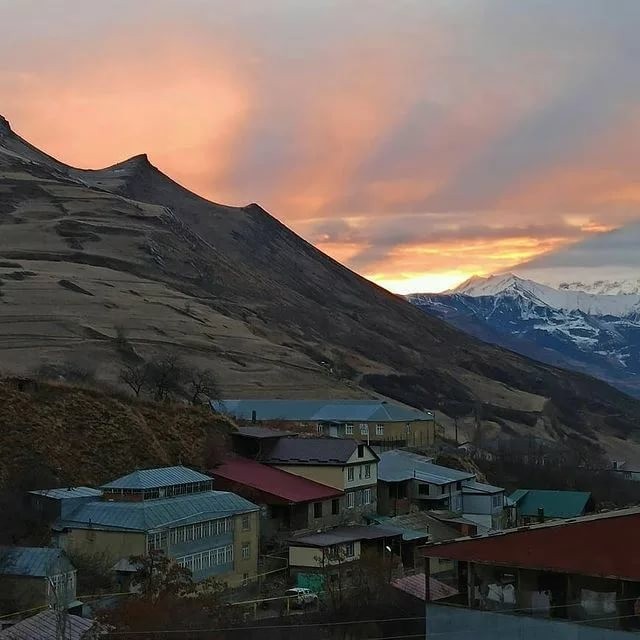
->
(1, 0), (640, 293)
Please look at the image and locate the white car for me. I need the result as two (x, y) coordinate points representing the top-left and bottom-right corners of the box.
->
(284, 587), (319, 608)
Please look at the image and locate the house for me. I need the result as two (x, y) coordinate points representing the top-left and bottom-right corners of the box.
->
(258, 438), (379, 519)
(211, 457), (346, 544)
(0, 547), (79, 614)
(421, 507), (640, 638)
(287, 525), (402, 580)
(230, 426), (297, 458)
(610, 460), (640, 482)
(509, 489), (594, 525)
(461, 480), (508, 530)
(377, 450), (475, 516)
(28, 487), (104, 523)
(50, 466), (260, 587)
(213, 399), (435, 447)
(0, 610), (101, 639)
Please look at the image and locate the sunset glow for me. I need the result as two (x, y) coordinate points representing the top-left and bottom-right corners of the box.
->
(2, 1), (639, 293)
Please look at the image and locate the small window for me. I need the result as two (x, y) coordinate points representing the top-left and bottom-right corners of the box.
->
(347, 467), (355, 482)
(357, 444), (364, 458)
(418, 484), (429, 496)
(313, 502), (323, 519)
(241, 542), (251, 560)
(456, 481), (462, 490)
(242, 572), (249, 586)
(332, 498), (340, 515)
(360, 424), (369, 435)
(376, 424), (384, 436)
(317, 423), (324, 433)
(346, 492), (355, 509)
(241, 514), (250, 531)
(405, 423), (411, 433)
(363, 488), (372, 505)
(344, 542), (355, 557)
(345, 423), (354, 435)
(364, 464), (371, 479)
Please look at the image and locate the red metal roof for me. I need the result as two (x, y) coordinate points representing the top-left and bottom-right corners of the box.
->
(421, 508), (640, 581)
(211, 457), (343, 504)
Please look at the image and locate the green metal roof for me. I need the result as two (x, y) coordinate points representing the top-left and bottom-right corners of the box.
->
(212, 399), (433, 423)
(0, 546), (74, 577)
(56, 491), (258, 533)
(101, 466), (212, 490)
(509, 489), (592, 519)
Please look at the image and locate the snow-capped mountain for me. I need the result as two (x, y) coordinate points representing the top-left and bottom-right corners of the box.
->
(409, 273), (640, 398)
(558, 279), (640, 297)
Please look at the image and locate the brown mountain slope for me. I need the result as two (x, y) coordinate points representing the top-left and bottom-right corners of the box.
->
(2, 115), (640, 461)
(0, 378), (232, 488)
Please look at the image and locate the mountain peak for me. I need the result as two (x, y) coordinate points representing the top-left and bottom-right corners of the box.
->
(0, 114), (11, 135)
(451, 272), (526, 296)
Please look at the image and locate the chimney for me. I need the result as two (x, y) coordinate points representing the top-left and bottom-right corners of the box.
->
(537, 507), (545, 523)
(251, 410), (257, 424)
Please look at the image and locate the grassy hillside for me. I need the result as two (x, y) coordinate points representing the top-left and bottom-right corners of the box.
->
(0, 378), (233, 489)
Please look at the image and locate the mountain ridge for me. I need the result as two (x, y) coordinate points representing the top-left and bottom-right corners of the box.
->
(3, 115), (640, 462)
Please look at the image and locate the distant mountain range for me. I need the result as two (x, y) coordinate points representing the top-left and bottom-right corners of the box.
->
(408, 274), (640, 398)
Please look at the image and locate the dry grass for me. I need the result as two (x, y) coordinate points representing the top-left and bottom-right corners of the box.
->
(0, 378), (234, 488)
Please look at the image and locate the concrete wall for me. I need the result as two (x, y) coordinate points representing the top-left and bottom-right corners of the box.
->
(344, 461), (377, 489)
(59, 528), (146, 563)
(275, 465), (344, 489)
(289, 541), (362, 569)
(425, 604), (634, 639)
(230, 511), (259, 587)
(319, 420), (435, 446)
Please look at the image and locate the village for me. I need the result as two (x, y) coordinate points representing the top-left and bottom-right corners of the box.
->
(1, 398), (640, 639)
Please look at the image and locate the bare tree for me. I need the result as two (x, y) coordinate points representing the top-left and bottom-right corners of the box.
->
(147, 354), (185, 402)
(119, 362), (150, 397)
(188, 368), (219, 405)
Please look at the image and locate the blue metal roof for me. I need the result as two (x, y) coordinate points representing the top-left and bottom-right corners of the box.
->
(0, 547), (74, 577)
(0, 610), (95, 640)
(462, 480), (504, 494)
(29, 487), (103, 500)
(212, 399), (433, 423)
(57, 491), (258, 533)
(101, 466), (212, 490)
(378, 450), (476, 484)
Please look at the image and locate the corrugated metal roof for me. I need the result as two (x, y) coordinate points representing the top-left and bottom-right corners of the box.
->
(212, 457), (343, 503)
(57, 491), (258, 532)
(378, 450), (476, 484)
(0, 611), (96, 640)
(462, 480), (504, 494)
(289, 525), (401, 548)
(101, 466), (212, 490)
(509, 489), (592, 518)
(259, 437), (377, 465)
(421, 507), (640, 581)
(0, 547), (74, 577)
(29, 487), (103, 500)
(234, 426), (296, 439)
(212, 399), (433, 423)
(392, 574), (458, 602)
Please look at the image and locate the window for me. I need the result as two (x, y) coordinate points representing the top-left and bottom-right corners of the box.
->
(176, 545), (234, 572)
(242, 572), (249, 586)
(357, 444), (364, 458)
(313, 502), (323, 519)
(405, 423), (411, 434)
(332, 499), (340, 515)
(344, 542), (355, 557)
(317, 423), (324, 433)
(346, 492), (355, 509)
(146, 531), (167, 552)
(418, 484), (430, 496)
(363, 488), (372, 505)
(359, 424), (369, 435)
(492, 494), (502, 508)
(345, 423), (353, 435)
(376, 424), (384, 436)
(456, 481), (462, 490)
(241, 542), (251, 560)
(242, 514), (250, 531)
(347, 466), (355, 482)
(364, 464), (371, 479)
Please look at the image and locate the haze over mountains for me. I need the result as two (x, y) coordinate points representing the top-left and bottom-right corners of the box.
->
(3, 115), (640, 462)
(410, 273), (640, 399)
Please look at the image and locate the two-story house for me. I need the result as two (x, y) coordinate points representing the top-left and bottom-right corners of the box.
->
(377, 450), (475, 516)
(0, 547), (79, 614)
(211, 456), (345, 545)
(460, 480), (508, 530)
(51, 466), (260, 587)
(213, 399), (435, 447)
(258, 438), (379, 521)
